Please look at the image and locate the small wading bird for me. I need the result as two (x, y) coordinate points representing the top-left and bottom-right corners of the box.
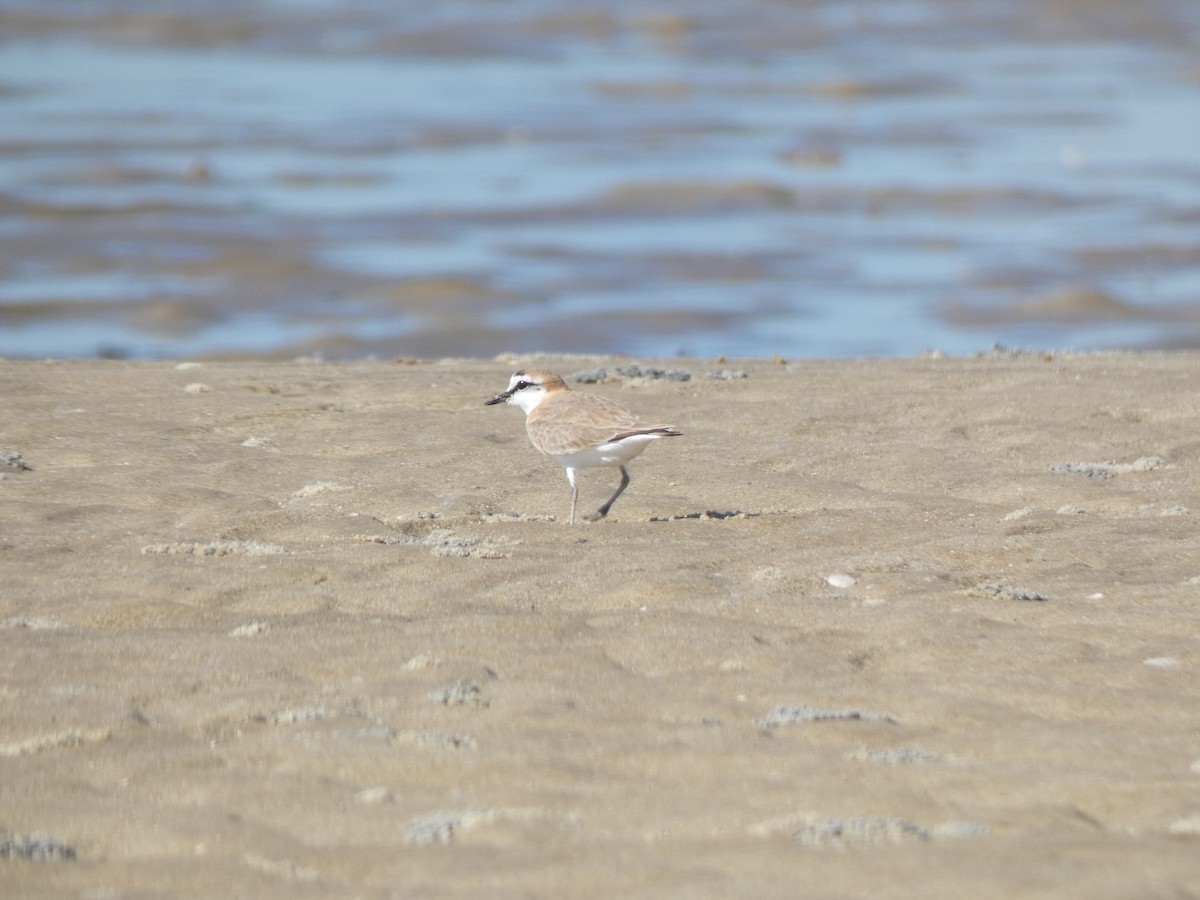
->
(485, 369), (682, 524)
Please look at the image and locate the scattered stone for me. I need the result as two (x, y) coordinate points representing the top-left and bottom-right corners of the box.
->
(0, 831), (77, 862)
(479, 511), (556, 523)
(265, 707), (330, 725)
(650, 510), (753, 521)
(570, 365), (692, 384)
(979, 343), (1055, 359)
(978, 583), (1049, 602)
(1049, 462), (1110, 479)
(142, 540), (290, 557)
(433, 680), (489, 708)
(792, 816), (928, 848)
(430, 542), (509, 559)
(389, 729), (478, 751)
(183, 382), (211, 394)
(0, 728), (111, 757)
(403, 808), (543, 847)
(1048, 456), (1167, 479)
(570, 368), (609, 384)
(614, 364), (691, 382)
(826, 573), (857, 589)
(358, 530), (509, 559)
(846, 746), (943, 764)
(241, 436), (278, 450)
(404, 811), (483, 847)
(757, 705), (898, 728)
(2, 616), (66, 630)
(707, 369), (749, 380)
(0, 449), (30, 471)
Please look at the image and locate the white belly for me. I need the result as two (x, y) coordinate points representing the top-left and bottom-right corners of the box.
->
(550, 433), (664, 470)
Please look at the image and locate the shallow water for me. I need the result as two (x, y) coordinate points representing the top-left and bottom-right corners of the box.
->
(2, 0), (1199, 359)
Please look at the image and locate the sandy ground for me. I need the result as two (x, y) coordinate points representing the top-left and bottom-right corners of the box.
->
(2, 352), (1199, 898)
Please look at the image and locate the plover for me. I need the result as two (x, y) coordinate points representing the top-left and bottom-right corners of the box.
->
(485, 369), (682, 524)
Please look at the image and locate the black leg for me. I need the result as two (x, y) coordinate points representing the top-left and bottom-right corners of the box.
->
(590, 466), (631, 521)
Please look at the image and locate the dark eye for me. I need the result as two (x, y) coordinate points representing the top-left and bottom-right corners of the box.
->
(515, 380), (532, 390)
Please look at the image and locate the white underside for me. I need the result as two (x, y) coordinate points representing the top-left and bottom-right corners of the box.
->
(551, 433), (664, 470)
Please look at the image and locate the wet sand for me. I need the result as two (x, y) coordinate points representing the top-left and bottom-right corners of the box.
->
(2, 352), (1199, 897)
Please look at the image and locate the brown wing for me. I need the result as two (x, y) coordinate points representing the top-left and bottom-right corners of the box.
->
(527, 391), (672, 456)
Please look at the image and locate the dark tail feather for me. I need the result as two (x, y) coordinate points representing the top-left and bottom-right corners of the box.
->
(610, 426), (681, 442)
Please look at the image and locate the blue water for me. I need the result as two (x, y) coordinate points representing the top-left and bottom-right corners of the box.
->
(1, 1), (1199, 359)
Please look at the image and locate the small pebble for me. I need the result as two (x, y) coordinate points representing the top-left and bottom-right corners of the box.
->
(826, 573), (857, 589)
(270, 707), (330, 725)
(183, 382), (211, 394)
(930, 821), (992, 840)
(1168, 815), (1200, 836)
(228, 622), (269, 638)
(1143, 657), (1181, 669)
(355, 786), (392, 804)
(402, 654), (441, 670)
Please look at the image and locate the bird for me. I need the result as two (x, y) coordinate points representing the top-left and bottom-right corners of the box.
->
(485, 369), (682, 524)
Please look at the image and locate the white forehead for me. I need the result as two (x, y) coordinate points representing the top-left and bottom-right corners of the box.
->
(508, 372), (547, 390)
